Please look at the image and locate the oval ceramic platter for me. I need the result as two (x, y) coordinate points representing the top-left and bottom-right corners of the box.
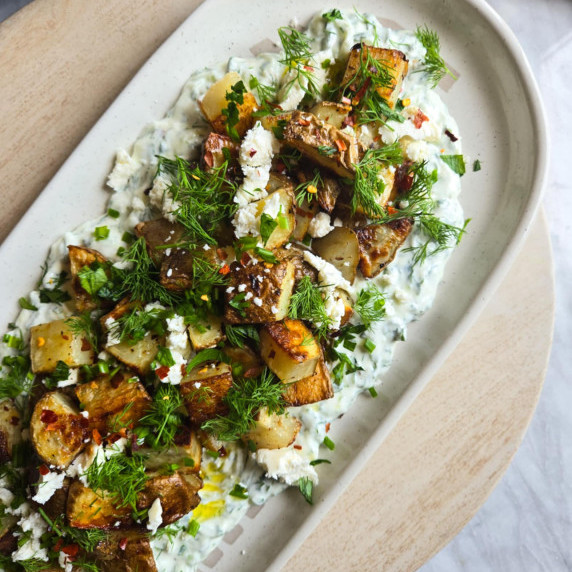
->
(0, 0), (547, 570)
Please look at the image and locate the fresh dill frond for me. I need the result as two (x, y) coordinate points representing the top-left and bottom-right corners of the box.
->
(354, 284), (386, 328)
(276, 148), (302, 172)
(85, 451), (148, 512)
(136, 384), (185, 450)
(295, 168), (322, 206)
(288, 276), (332, 339)
(278, 26), (319, 97)
(153, 523), (182, 545)
(156, 156), (237, 248)
(201, 368), (285, 441)
(109, 303), (167, 345)
(65, 312), (100, 351)
(0, 354), (32, 401)
(224, 325), (259, 349)
(249, 76), (280, 117)
(415, 26), (456, 88)
(357, 92), (406, 126)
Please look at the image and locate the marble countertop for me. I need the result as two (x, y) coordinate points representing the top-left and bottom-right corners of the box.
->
(0, 0), (569, 570)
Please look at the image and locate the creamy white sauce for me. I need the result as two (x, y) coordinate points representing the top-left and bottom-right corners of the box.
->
(2, 10), (463, 571)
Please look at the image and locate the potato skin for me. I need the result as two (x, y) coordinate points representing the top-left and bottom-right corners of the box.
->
(68, 245), (107, 311)
(0, 399), (21, 464)
(134, 218), (185, 266)
(95, 532), (158, 572)
(282, 356), (334, 407)
(244, 407), (301, 450)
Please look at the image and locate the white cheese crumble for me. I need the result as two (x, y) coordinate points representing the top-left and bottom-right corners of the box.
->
(107, 149), (141, 192)
(66, 442), (100, 486)
(12, 505), (49, 562)
(31, 470), (66, 504)
(56, 367), (79, 388)
(232, 201), (259, 238)
(59, 551), (73, 572)
(157, 349), (186, 385)
(147, 498), (163, 534)
(254, 447), (318, 486)
(104, 317), (121, 346)
(308, 211), (334, 238)
(166, 314), (190, 356)
(149, 173), (181, 222)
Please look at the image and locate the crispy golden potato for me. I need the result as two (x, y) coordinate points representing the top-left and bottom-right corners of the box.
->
(312, 226), (360, 283)
(95, 532), (158, 572)
(260, 111), (293, 134)
(222, 345), (263, 378)
(224, 259), (295, 324)
(291, 197), (319, 242)
(68, 245), (107, 311)
(0, 399), (21, 464)
(136, 471), (202, 525)
(75, 371), (151, 432)
(180, 362), (233, 424)
(310, 101), (352, 129)
(201, 132), (240, 173)
(188, 314), (225, 351)
(144, 426), (202, 475)
(356, 218), (413, 277)
(134, 219), (185, 266)
(260, 319), (320, 383)
(30, 391), (88, 468)
(252, 189), (296, 249)
(283, 111), (360, 179)
(282, 356), (333, 407)
(66, 481), (132, 529)
(342, 45), (409, 108)
(274, 247), (319, 286)
(199, 72), (257, 137)
(30, 319), (95, 374)
(267, 172), (295, 194)
(244, 407), (301, 450)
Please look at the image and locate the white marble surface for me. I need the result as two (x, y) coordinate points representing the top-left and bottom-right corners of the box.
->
(0, 0), (570, 570)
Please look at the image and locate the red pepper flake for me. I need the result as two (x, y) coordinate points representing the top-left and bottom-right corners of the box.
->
(92, 428), (103, 446)
(10, 415), (19, 426)
(61, 544), (79, 557)
(40, 409), (58, 424)
(303, 65), (314, 72)
(61, 334), (70, 341)
(218, 264), (231, 275)
(387, 206), (398, 215)
(240, 252), (251, 266)
(293, 444), (302, 450)
(413, 109), (429, 129)
(342, 114), (356, 128)
(334, 139), (347, 152)
(156, 366), (170, 380)
(216, 248), (228, 261)
(325, 422), (331, 433)
(119, 537), (128, 551)
(274, 160), (286, 173)
(444, 129), (458, 142)
(53, 538), (64, 552)
(249, 148), (257, 157)
(38, 464), (50, 476)
(297, 117), (311, 126)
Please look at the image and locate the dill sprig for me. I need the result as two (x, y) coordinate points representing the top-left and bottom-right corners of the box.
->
(352, 143), (403, 217)
(354, 285), (386, 328)
(278, 26), (319, 97)
(108, 304), (166, 345)
(288, 276), (332, 339)
(201, 368), (285, 441)
(0, 354), (32, 401)
(156, 156), (237, 248)
(65, 312), (100, 351)
(295, 168), (322, 206)
(136, 384), (185, 450)
(415, 26), (456, 88)
(85, 451), (148, 512)
(249, 76), (280, 117)
(225, 325), (259, 349)
(39, 510), (108, 553)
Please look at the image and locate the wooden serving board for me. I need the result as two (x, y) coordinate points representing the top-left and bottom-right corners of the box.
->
(0, 1), (555, 570)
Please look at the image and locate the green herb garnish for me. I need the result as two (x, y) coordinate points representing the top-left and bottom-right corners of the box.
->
(441, 154), (466, 176)
(288, 276), (331, 339)
(260, 213), (278, 246)
(354, 284), (386, 328)
(18, 297), (37, 311)
(229, 483), (249, 499)
(298, 476), (314, 504)
(323, 436), (335, 450)
(473, 159), (482, 172)
(415, 26), (456, 88)
(94, 226), (110, 241)
(222, 80), (247, 141)
(322, 8), (343, 22)
(278, 26), (318, 97)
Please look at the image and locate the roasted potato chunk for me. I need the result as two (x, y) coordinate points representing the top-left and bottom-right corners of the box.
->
(68, 245), (107, 311)
(356, 218), (413, 277)
(223, 345), (263, 378)
(291, 198), (319, 242)
(134, 219), (185, 266)
(282, 356), (333, 407)
(145, 426), (202, 475)
(260, 319), (320, 383)
(201, 132), (239, 173)
(159, 248), (194, 291)
(30, 391), (88, 468)
(180, 362), (233, 424)
(267, 172), (295, 194)
(95, 532), (158, 572)
(353, 165), (396, 216)
(75, 371), (151, 432)
(137, 471), (202, 525)
(30, 319), (95, 374)
(283, 111), (360, 179)
(342, 45), (409, 108)
(0, 399), (21, 464)
(67, 481), (132, 529)
(310, 101), (352, 129)
(199, 72), (257, 137)
(312, 226), (360, 283)
(317, 175), (342, 214)
(225, 259), (295, 324)
(253, 188), (296, 249)
(244, 407), (301, 450)
(188, 314), (225, 351)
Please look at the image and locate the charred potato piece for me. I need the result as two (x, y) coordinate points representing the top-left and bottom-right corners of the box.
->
(134, 219), (185, 266)
(180, 362), (233, 424)
(337, 288), (354, 327)
(30, 392), (88, 468)
(260, 319), (320, 383)
(159, 248), (194, 291)
(244, 407), (301, 450)
(342, 45), (409, 108)
(41, 476), (72, 522)
(260, 111), (293, 135)
(0, 399), (21, 464)
(68, 245), (107, 311)
(188, 314), (225, 351)
(309, 101), (352, 129)
(30, 319), (95, 374)
(95, 532), (158, 572)
(312, 226), (360, 283)
(75, 371), (151, 432)
(291, 198), (319, 242)
(199, 72), (257, 137)
(0, 528), (18, 556)
(356, 218), (413, 277)
(317, 175), (342, 214)
(137, 471), (202, 525)
(254, 189), (296, 249)
(67, 481), (132, 529)
(283, 111), (360, 179)
(274, 247), (318, 285)
(267, 172), (295, 194)
(223, 345), (264, 378)
(282, 356), (334, 407)
(201, 132), (239, 172)
(145, 426), (202, 475)
(225, 259), (295, 324)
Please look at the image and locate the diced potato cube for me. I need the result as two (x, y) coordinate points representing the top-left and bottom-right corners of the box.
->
(134, 219), (185, 266)
(199, 72), (257, 138)
(159, 248), (194, 291)
(30, 319), (95, 374)
(243, 407), (301, 450)
(224, 260), (295, 324)
(317, 175), (342, 214)
(180, 362), (233, 424)
(222, 345), (263, 378)
(312, 226), (360, 283)
(144, 426), (202, 475)
(201, 132), (240, 172)
(94, 532), (158, 572)
(353, 165), (395, 217)
(75, 371), (151, 432)
(342, 45), (409, 108)
(0, 399), (21, 463)
(30, 391), (88, 468)
(66, 481), (132, 529)
(291, 197), (318, 242)
(310, 101), (352, 129)
(260, 319), (320, 383)
(282, 356), (334, 407)
(68, 245), (107, 311)
(260, 111), (292, 135)
(188, 315), (225, 351)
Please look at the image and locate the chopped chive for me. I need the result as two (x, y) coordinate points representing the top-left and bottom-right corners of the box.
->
(107, 208), (120, 218)
(368, 387), (378, 398)
(97, 361), (109, 375)
(116, 246), (126, 257)
(364, 339), (376, 353)
(121, 231), (135, 244)
(94, 226), (110, 241)
(309, 459), (331, 466)
(206, 450), (220, 459)
(323, 436), (335, 451)
(298, 477), (313, 505)
(18, 297), (38, 311)
(3, 334), (22, 349)
(229, 484), (249, 499)
(473, 159), (482, 172)
(187, 519), (200, 537)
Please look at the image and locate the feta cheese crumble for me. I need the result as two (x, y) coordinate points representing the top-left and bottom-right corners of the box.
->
(147, 498), (163, 534)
